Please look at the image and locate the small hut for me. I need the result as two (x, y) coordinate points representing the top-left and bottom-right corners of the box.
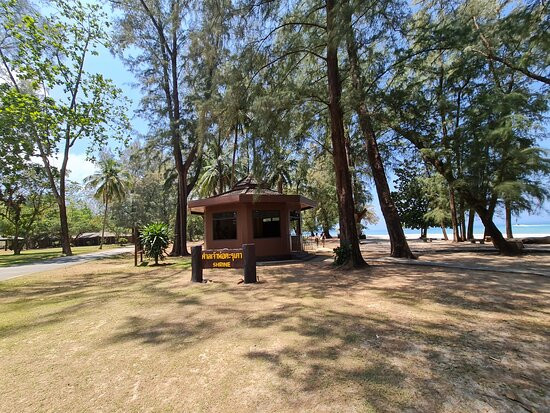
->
(73, 232), (132, 246)
(0, 236), (13, 251)
(189, 177), (316, 260)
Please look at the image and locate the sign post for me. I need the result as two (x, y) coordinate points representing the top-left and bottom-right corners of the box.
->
(191, 245), (203, 282)
(191, 244), (256, 283)
(243, 244), (256, 284)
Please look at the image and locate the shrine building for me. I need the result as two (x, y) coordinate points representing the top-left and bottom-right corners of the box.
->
(188, 177), (316, 260)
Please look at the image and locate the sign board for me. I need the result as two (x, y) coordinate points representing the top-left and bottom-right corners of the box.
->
(201, 248), (244, 269)
(191, 244), (256, 283)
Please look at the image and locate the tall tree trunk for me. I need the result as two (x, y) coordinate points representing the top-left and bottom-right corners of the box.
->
(167, 27), (192, 257)
(505, 201), (513, 239)
(483, 194), (498, 238)
(13, 224), (21, 255)
(143, 1), (195, 258)
(171, 198), (182, 255)
(252, 135), (257, 176)
(35, 142), (72, 256)
(420, 227), (427, 239)
(467, 208), (475, 240)
(449, 187), (461, 242)
(58, 198), (72, 255)
(171, 191), (189, 256)
(476, 204), (520, 254)
(390, 127), (518, 255)
(231, 124), (238, 187)
(58, 150), (73, 256)
(441, 225), (449, 240)
(326, 0), (365, 267)
(459, 200), (466, 241)
(344, 3), (414, 259)
(459, 191), (521, 255)
(170, 174), (188, 256)
(100, 198), (108, 250)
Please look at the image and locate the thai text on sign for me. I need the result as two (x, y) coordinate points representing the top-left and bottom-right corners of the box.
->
(201, 249), (244, 268)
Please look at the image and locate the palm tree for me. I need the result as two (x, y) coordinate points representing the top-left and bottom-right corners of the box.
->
(267, 153), (292, 194)
(85, 159), (130, 249)
(196, 138), (233, 197)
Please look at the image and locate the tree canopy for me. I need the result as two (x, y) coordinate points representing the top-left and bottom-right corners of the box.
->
(1, 0), (548, 261)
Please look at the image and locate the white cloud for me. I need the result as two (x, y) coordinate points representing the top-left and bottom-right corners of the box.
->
(64, 154), (97, 183)
(31, 153), (97, 184)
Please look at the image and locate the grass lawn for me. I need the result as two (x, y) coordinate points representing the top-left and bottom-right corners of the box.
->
(0, 244), (124, 267)
(0, 254), (548, 412)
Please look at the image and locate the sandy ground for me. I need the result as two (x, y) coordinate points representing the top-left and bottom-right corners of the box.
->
(0, 244), (548, 412)
(310, 238), (550, 276)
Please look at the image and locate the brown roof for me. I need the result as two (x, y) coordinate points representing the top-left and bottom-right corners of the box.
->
(189, 176), (316, 214)
(76, 232), (131, 239)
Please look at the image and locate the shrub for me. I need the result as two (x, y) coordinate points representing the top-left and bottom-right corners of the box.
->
(118, 237), (128, 246)
(333, 243), (352, 266)
(140, 223), (169, 265)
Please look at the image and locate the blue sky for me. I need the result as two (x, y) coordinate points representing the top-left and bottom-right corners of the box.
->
(70, 39), (550, 229)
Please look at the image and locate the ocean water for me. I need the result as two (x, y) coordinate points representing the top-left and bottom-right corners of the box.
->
(365, 223), (550, 238)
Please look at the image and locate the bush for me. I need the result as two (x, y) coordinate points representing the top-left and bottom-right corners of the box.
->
(140, 223), (169, 265)
(118, 237), (128, 246)
(333, 243), (352, 266)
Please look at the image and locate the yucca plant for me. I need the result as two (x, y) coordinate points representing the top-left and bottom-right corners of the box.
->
(140, 223), (169, 265)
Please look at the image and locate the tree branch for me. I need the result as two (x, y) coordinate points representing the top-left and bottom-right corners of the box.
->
(247, 46), (326, 90)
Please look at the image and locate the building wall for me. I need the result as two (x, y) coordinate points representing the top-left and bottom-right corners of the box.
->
(203, 202), (294, 259)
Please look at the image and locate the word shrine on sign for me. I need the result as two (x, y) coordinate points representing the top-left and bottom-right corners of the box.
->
(191, 244), (257, 283)
(201, 249), (244, 269)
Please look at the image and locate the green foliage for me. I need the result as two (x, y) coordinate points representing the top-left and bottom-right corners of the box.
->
(196, 137), (233, 197)
(420, 175), (452, 228)
(85, 159), (130, 206)
(0, 164), (53, 253)
(2, 0), (548, 259)
(118, 237), (128, 246)
(109, 141), (176, 229)
(391, 160), (432, 230)
(383, 0), (549, 247)
(333, 244), (352, 266)
(305, 152), (339, 236)
(1, 0), (130, 157)
(67, 202), (102, 238)
(302, 208), (319, 235)
(85, 157), (130, 247)
(187, 214), (204, 242)
(140, 222), (169, 265)
(0, 0), (130, 254)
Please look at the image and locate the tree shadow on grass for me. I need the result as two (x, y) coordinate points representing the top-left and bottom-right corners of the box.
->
(240, 301), (547, 411)
(104, 315), (213, 348)
(214, 261), (549, 411)
(0, 261), (198, 339)
(2, 253), (547, 411)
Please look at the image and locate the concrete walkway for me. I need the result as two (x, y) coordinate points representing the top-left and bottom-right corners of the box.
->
(0, 246), (134, 282)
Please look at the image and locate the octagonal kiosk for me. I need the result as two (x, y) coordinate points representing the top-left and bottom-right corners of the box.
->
(188, 177), (316, 260)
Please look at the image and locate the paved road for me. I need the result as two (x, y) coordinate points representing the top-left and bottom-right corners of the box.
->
(0, 246), (134, 282)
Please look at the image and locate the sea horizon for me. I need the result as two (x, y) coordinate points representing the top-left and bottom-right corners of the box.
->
(363, 223), (550, 238)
